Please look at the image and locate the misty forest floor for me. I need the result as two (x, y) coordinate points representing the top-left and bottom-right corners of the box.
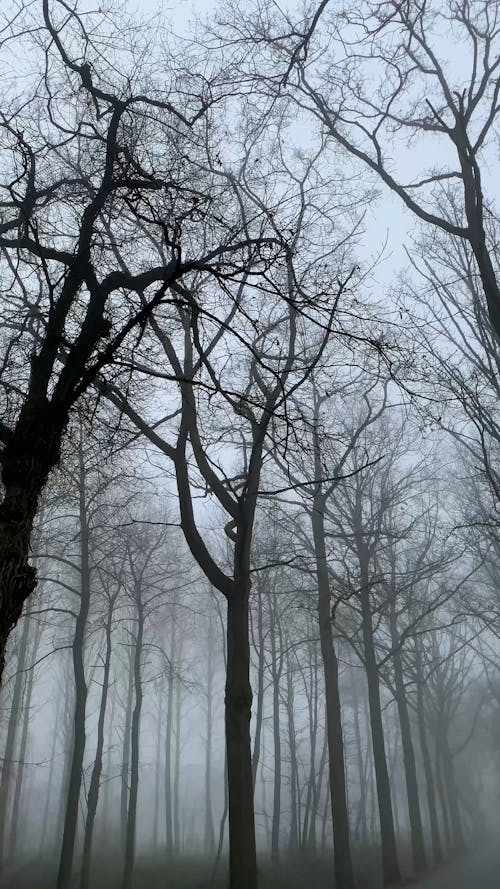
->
(416, 845), (499, 889)
(3, 845), (498, 889)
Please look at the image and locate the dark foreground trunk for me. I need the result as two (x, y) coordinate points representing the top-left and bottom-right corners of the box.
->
(226, 592), (257, 889)
(0, 403), (64, 683)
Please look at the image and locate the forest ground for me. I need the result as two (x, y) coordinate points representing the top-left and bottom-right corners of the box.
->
(3, 844), (498, 889)
(416, 845), (499, 888)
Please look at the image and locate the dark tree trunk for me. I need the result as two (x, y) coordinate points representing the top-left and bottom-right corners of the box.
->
(225, 591), (256, 889)
(269, 593), (283, 865)
(204, 616), (216, 855)
(122, 593), (144, 889)
(358, 544), (401, 886)
(153, 692), (163, 851)
(121, 641), (134, 851)
(80, 597), (114, 889)
(312, 489), (355, 889)
(165, 613), (175, 858)
(389, 601), (427, 873)
(286, 649), (299, 852)
(301, 644), (318, 851)
(251, 585), (265, 789)
(0, 404), (64, 683)
(57, 448), (91, 889)
(173, 662), (182, 856)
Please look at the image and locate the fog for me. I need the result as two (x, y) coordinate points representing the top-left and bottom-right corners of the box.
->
(1, 2), (500, 888)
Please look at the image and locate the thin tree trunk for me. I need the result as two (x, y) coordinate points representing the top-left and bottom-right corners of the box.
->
(165, 613), (175, 858)
(269, 593), (283, 865)
(351, 662), (368, 845)
(389, 599), (427, 873)
(153, 692), (163, 851)
(414, 653), (442, 864)
(312, 483), (355, 889)
(358, 541), (401, 886)
(434, 736), (452, 853)
(80, 596), (115, 889)
(40, 690), (61, 855)
(57, 447), (91, 889)
(439, 727), (465, 854)
(173, 657), (182, 856)
(286, 648), (299, 852)
(204, 616), (216, 855)
(121, 640), (134, 851)
(122, 591), (144, 889)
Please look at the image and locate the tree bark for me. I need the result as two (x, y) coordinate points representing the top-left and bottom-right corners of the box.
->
(204, 616), (216, 855)
(0, 599), (32, 869)
(173, 656), (182, 856)
(225, 591), (256, 889)
(122, 591), (144, 889)
(165, 613), (175, 858)
(80, 596), (114, 889)
(0, 404), (64, 683)
(8, 618), (41, 863)
(389, 600), (427, 873)
(269, 592), (283, 865)
(57, 448), (91, 889)
(312, 489), (355, 889)
(358, 542), (401, 886)
(285, 648), (299, 852)
(251, 585), (265, 790)
(121, 641), (134, 851)
(414, 649), (443, 864)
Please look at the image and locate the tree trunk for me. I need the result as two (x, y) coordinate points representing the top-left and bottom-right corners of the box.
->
(121, 641), (134, 851)
(358, 544), (401, 886)
(269, 593), (283, 865)
(286, 648), (299, 852)
(153, 692), (163, 851)
(40, 690), (61, 855)
(122, 594), (144, 889)
(0, 599), (32, 869)
(57, 448), (91, 889)
(312, 490), (355, 888)
(80, 598), (114, 889)
(173, 656), (182, 856)
(351, 662), (368, 845)
(414, 652), (442, 864)
(225, 591), (256, 889)
(0, 402), (63, 683)
(251, 585), (265, 789)
(205, 616), (216, 855)
(439, 727), (465, 854)
(165, 613), (175, 858)
(8, 619), (41, 863)
(389, 601), (427, 873)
